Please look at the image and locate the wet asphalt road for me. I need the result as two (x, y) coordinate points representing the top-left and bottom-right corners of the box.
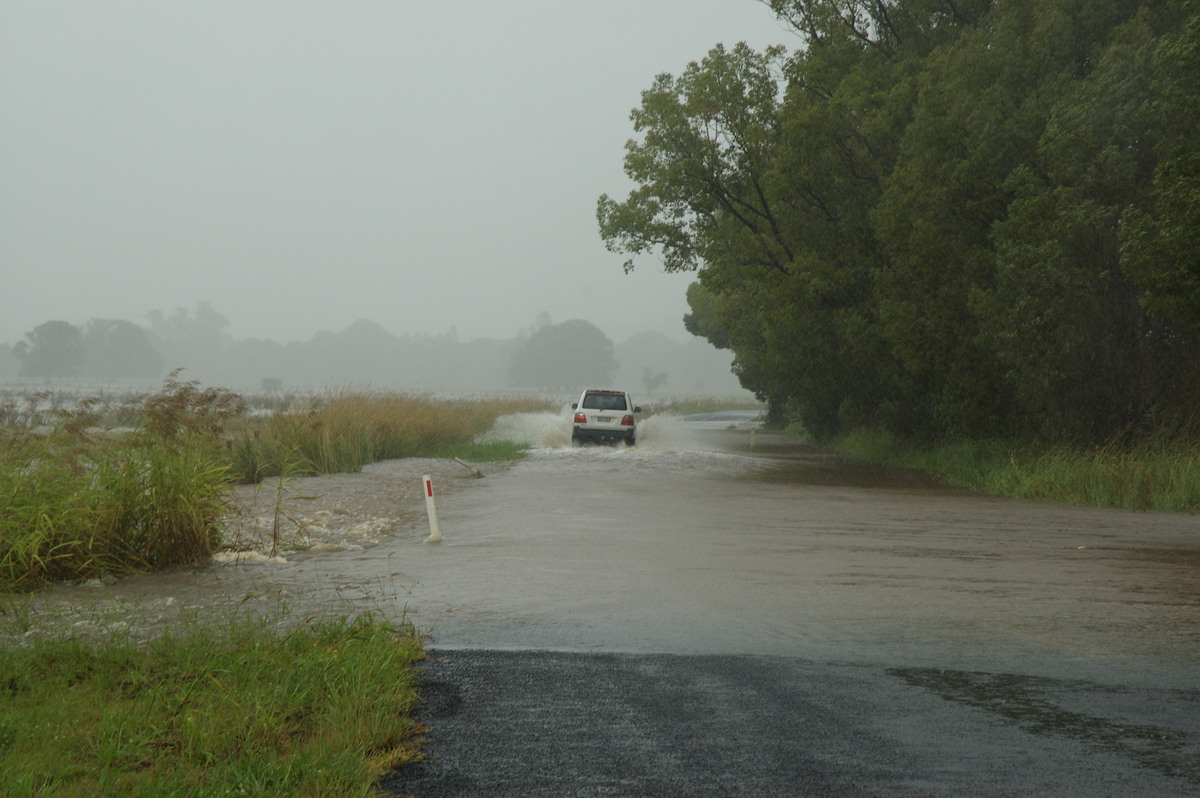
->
(380, 417), (1200, 797)
(381, 650), (1200, 797)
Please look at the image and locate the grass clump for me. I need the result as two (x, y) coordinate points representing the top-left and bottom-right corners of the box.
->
(0, 375), (241, 590)
(0, 612), (425, 797)
(834, 428), (1200, 513)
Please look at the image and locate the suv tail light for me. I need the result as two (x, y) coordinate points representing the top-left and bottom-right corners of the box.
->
(621, 415), (635, 426)
(574, 412), (587, 424)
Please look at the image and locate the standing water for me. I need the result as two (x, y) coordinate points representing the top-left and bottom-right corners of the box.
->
(8, 412), (1199, 690)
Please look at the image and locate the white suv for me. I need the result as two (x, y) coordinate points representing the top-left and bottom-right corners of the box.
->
(571, 389), (642, 446)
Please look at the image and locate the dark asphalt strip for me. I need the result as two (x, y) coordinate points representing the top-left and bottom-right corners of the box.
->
(379, 650), (1200, 798)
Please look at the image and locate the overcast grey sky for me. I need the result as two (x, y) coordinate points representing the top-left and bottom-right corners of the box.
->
(1, 1), (791, 345)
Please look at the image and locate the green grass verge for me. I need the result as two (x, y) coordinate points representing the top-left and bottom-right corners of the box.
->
(833, 428), (1200, 513)
(0, 612), (424, 797)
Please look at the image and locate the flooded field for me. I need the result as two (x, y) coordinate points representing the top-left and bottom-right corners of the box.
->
(10, 412), (1200, 689)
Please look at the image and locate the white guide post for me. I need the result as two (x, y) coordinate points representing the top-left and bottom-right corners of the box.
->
(423, 474), (442, 544)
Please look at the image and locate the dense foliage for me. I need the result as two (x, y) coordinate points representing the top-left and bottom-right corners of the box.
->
(599, 0), (1200, 444)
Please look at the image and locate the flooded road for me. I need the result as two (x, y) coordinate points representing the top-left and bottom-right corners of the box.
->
(27, 412), (1198, 688)
(19, 412), (1200, 794)
(402, 420), (1200, 688)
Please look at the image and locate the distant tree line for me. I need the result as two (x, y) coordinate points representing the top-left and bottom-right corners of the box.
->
(2, 306), (745, 396)
(11, 319), (164, 381)
(599, 0), (1200, 443)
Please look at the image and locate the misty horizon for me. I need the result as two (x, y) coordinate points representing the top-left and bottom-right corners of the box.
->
(0, 304), (698, 348)
(0, 305), (750, 397)
(1, 2), (791, 348)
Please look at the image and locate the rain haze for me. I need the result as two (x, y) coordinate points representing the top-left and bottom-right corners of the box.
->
(1, 1), (790, 349)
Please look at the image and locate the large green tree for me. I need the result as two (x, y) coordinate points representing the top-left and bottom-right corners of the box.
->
(599, 38), (900, 436)
(598, 42), (800, 419)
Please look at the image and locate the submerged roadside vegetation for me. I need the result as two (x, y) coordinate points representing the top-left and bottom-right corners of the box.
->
(0, 375), (552, 591)
(0, 377), (240, 591)
(833, 429), (1200, 514)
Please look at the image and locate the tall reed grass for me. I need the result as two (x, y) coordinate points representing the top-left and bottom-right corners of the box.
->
(834, 429), (1200, 513)
(0, 376), (241, 590)
(1, 381), (554, 589)
(226, 392), (553, 482)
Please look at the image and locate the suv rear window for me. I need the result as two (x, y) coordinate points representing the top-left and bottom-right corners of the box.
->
(582, 393), (628, 412)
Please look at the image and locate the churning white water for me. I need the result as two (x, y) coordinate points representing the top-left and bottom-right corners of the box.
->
(475, 411), (572, 448)
(476, 409), (760, 453)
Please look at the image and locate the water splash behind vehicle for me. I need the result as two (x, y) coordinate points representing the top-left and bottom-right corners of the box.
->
(476, 412), (572, 448)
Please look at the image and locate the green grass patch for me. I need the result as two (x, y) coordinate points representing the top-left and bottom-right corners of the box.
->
(834, 428), (1200, 513)
(429, 439), (532, 462)
(0, 612), (425, 797)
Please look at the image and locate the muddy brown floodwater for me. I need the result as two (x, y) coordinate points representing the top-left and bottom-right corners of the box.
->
(13, 413), (1200, 690)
